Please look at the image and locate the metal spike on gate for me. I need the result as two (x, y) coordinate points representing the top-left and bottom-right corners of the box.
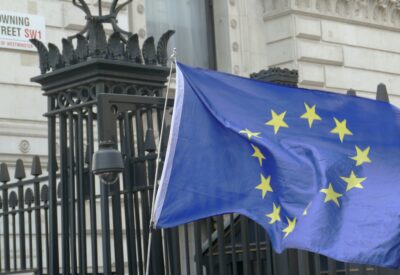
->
(144, 128), (157, 152)
(8, 191), (18, 209)
(15, 159), (26, 180)
(376, 83), (390, 102)
(24, 189), (34, 205)
(0, 163), (10, 183)
(41, 185), (49, 203)
(31, 156), (43, 176)
(347, 89), (357, 96)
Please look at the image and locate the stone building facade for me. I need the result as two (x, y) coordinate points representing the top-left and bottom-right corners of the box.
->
(0, 0), (399, 171)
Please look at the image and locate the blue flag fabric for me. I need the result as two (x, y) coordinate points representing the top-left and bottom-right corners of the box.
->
(154, 63), (400, 268)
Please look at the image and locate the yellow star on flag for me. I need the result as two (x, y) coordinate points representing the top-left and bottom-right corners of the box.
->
(282, 217), (296, 238)
(255, 174), (273, 199)
(300, 103), (322, 128)
(265, 110), (289, 134)
(251, 144), (265, 166)
(239, 128), (261, 140)
(320, 183), (343, 207)
(266, 203), (281, 224)
(330, 118), (353, 142)
(340, 171), (366, 191)
(350, 146), (371, 166)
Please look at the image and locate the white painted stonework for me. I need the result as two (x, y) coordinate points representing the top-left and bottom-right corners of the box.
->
(260, 0), (400, 98)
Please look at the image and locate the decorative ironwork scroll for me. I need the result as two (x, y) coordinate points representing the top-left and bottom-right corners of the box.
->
(30, 0), (175, 74)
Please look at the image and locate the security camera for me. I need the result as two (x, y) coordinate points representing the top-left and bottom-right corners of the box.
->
(92, 144), (124, 184)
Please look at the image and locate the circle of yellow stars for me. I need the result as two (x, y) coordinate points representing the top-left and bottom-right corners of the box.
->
(239, 102), (372, 239)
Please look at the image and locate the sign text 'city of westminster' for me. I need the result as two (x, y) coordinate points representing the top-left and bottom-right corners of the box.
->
(0, 11), (46, 52)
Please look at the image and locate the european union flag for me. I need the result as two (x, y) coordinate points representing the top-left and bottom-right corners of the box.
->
(153, 63), (400, 268)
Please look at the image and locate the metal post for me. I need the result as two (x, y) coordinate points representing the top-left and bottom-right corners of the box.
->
(100, 181), (112, 275)
(60, 114), (70, 275)
(0, 163), (10, 272)
(15, 160), (27, 269)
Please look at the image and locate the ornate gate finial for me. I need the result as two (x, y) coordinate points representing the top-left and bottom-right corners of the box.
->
(71, 0), (134, 40)
(30, 0), (175, 74)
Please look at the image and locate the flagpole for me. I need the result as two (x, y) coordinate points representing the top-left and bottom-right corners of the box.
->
(145, 48), (176, 275)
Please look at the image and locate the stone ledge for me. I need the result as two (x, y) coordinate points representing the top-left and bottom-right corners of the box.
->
(322, 20), (400, 54)
(298, 62), (325, 87)
(343, 46), (400, 75)
(266, 38), (295, 66)
(325, 65), (400, 94)
(264, 0), (400, 30)
(297, 39), (343, 65)
(295, 16), (321, 40)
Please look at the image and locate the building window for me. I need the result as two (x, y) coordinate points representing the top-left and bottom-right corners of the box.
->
(145, 0), (216, 69)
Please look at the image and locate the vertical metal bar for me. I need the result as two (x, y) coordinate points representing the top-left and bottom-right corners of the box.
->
(313, 253), (321, 275)
(76, 111), (87, 274)
(135, 109), (151, 270)
(288, 250), (299, 275)
(206, 218), (214, 275)
(345, 263), (351, 275)
(12, 212), (16, 270)
(167, 228), (181, 275)
(100, 182), (112, 275)
(44, 204), (49, 274)
(298, 251), (310, 275)
(265, 233), (273, 275)
(145, 110), (165, 275)
(96, 90), (124, 275)
(48, 98), (59, 274)
(2, 182), (9, 271)
(327, 258), (336, 275)
(60, 114), (70, 275)
(216, 216), (227, 275)
(28, 209), (33, 269)
(273, 250), (290, 275)
(17, 181), (26, 269)
(34, 176), (42, 274)
(205, 0), (217, 70)
(359, 264), (367, 275)
(230, 215), (238, 275)
(240, 216), (250, 275)
(86, 107), (98, 275)
(183, 224), (191, 275)
(0, 214), (2, 272)
(134, 191), (144, 275)
(162, 229), (170, 275)
(158, 104), (171, 275)
(120, 113), (138, 275)
(129, 111), (145, 275)
(110, 165), (125, 274)
(68, 112), (77, 275)
(98, 0), (102, 15)
(193, 222), (203, 275)
(254, 224), (261, 275)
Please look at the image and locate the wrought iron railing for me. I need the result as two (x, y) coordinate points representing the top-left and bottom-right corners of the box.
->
(0, 156), (57, 274)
